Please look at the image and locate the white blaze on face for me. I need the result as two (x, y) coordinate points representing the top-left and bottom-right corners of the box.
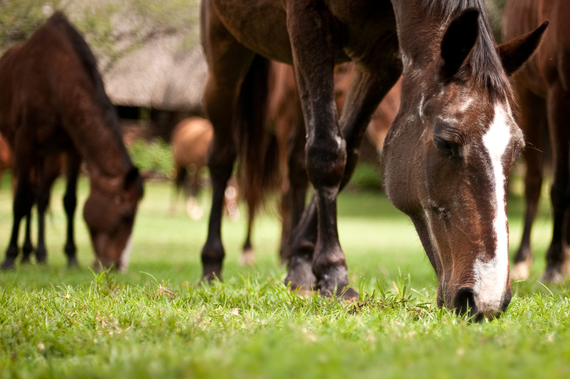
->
(475, 103), (512, 314)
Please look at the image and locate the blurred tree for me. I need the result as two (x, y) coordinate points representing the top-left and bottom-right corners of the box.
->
(0, 0), (200, 73)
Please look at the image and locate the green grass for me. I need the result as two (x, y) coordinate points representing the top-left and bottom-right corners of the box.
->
(1, 173), (570, 378)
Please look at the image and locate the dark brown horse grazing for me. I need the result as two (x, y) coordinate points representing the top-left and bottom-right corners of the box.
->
(503, 0), (570, 282)
(201, 0), (544, 319)
(0, 13), (144, 270)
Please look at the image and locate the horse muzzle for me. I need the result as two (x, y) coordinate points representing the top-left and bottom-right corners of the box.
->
(453, 285), (512, 321)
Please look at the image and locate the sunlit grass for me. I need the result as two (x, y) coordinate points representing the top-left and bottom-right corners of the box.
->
(0, 174), (569, 378)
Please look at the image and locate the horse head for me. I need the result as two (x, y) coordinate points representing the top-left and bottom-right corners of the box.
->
(83, 167), (144, 271)
(383, 7), (547, 320)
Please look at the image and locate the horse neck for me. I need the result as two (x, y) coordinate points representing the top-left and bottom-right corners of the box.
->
(73, 116), (133, 192)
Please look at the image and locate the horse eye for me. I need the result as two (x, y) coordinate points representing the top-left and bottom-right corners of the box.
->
(433, 135), (459, 157)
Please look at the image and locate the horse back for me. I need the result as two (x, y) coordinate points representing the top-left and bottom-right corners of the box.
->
(504, 0), (570, 95)
(206, 0), (395, 65)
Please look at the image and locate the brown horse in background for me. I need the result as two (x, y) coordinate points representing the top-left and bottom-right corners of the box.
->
(504, 0), (570, 282)
(202, 0), (545, 319)
(0, 12), (144, 270)
(333, 63), (402, 158)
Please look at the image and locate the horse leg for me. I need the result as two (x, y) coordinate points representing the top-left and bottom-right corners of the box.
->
(187, 169), (203, 220)
(20, 208), (34, 263)
(279, 111), (308, 265)
(239, 209), (256, 266)
(200, 0), (256, 280)
(170, 165), (186, 215)
(1, 166), (34, 269)
(63, 152), (80, 267)
(511, 85), (547, 280)
(543, 82), (570, 282)
(35, 157), (60, 264)
(285, 26), (401, 298)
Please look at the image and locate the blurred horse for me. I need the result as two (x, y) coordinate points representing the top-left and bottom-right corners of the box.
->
(503, 0), (570, 282)
(0, 12), (144, 270)
(201, 0), (544, 320)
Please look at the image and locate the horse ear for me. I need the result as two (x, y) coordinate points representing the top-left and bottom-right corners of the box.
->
(440, 8), (480, 79)
(498, 21), (549, 76)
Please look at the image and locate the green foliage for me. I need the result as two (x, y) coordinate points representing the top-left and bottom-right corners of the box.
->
(128, 138), (174, 177)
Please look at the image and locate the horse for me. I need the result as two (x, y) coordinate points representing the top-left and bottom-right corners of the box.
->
(0, 12), (144, 270)
(503, 0), (570, 282)
(171, 116), (215, 220)
(201, 0), (546, 319)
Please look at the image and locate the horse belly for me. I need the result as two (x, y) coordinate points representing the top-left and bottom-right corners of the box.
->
(210, 0), (293, 63)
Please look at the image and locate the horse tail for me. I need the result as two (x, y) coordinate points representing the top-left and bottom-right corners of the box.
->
(235, 55), (282, 221)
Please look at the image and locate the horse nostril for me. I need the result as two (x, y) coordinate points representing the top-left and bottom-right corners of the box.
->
(454, 287), (478, 318)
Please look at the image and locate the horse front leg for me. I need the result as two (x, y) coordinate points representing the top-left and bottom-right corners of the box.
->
(285, 30), (401, 298)
(1, 166), (34, 269)
(284, 5), (350, 299)
(63, 152), (80, 267)
(21, 209), (34, 263)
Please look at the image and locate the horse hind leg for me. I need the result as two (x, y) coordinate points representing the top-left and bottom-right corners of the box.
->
(511, 86), (547, 280)
(63, 152), (80, 267)
(543, 82), (570, 282)
(200, 0), (256, 280)
(35, 157), (61, 264)
(238, 210), (256, 266)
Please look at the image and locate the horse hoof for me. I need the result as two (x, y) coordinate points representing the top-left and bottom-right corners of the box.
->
(339, 287), (359, 302)
(67, 258), (79, 268)
(238, 248), (256, 266)
(202, 267), (222, 282)
(284, 255), (316, 290)
(511, 259), (532, 281)
(20, 257), (31, 265)
(542, 266), (564, 284)
(0, 260), (15, 270)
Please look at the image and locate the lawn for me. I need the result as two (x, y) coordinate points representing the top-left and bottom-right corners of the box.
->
(0, 173), (569, 378)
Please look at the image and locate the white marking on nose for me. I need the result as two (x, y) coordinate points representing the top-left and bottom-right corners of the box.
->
(475, 103), (512, 314)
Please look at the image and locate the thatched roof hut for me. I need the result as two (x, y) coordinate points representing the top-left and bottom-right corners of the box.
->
(103, 35), (207, 113)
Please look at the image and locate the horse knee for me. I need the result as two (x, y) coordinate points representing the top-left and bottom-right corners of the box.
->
(305, 137), (347, 189)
